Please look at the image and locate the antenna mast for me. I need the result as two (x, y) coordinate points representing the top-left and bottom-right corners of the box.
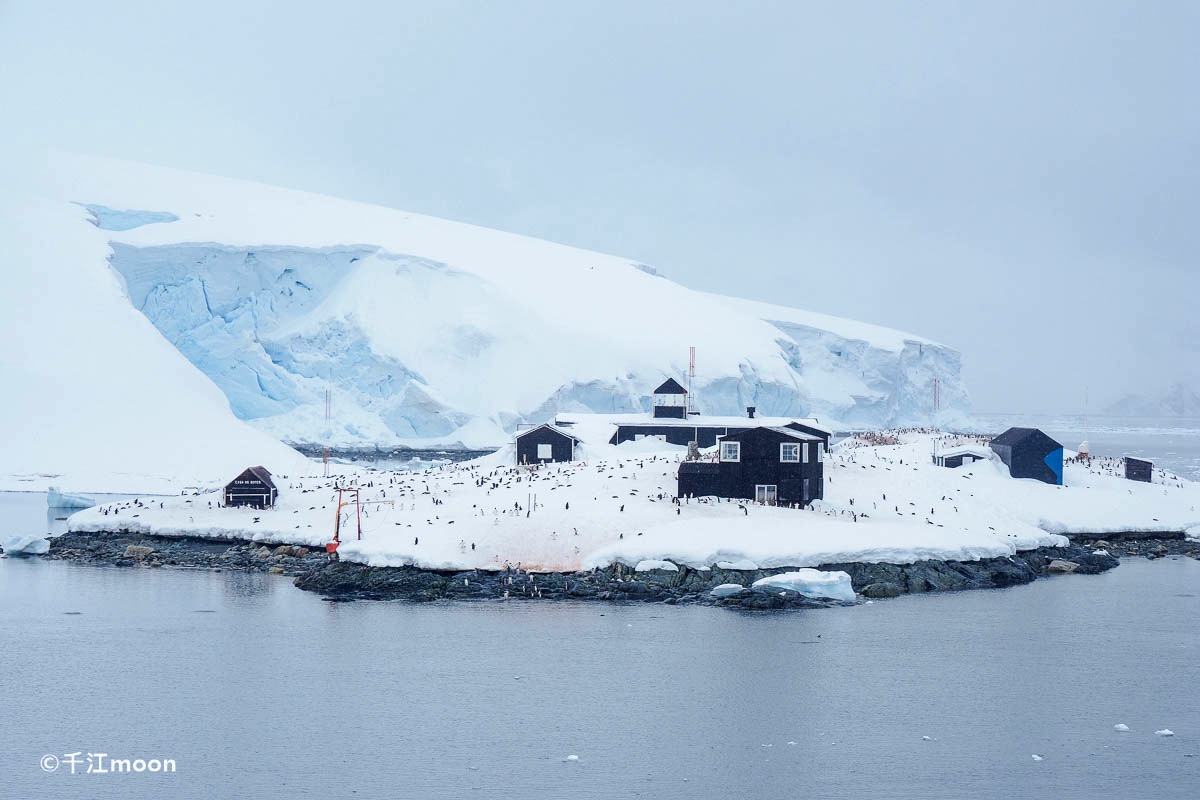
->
(687, 346), (696, 415)
(323, 387), (332, 477)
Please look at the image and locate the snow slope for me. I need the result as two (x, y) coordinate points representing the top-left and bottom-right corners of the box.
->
(47, 154), (970, 452)
(0, 172), (312, 493)
(66, 431), (1199, 573)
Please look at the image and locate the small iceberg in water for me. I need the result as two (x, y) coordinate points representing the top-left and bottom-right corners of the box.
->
(751, 569), (857, 603)
(3, 535), (50, 556)
(47, 487), (96, 509)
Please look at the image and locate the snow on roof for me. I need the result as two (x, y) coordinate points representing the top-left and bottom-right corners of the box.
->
(721, 426), (823, 442)
(513, 423), (580, 443)
(555, 412), (830, 432)
(551, 412), (831, 446)
(936, 445), (992, 459)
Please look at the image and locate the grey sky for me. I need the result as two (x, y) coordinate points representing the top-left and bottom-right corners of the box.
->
(1, 0), (1196, 413)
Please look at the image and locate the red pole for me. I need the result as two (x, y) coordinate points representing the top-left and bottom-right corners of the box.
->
(333, 488), (342, 543)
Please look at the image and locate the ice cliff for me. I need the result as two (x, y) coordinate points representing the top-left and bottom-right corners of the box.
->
(60, 155), (972, 449)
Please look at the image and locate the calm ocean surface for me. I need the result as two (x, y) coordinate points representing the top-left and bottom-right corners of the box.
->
(3, 424), (1198, 800)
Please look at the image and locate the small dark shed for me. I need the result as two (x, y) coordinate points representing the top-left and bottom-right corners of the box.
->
(515, 424), (579, 465)
(989, 427), (1063, 485)
(678, 426), (824, 506)
(652, 378), (687, 419)
(224, 466), (278, 508)
(1125, 457), (1153, 483)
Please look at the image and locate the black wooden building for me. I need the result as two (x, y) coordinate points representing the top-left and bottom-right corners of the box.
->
(515, 424), (579, 465)
(652, 378), (688, 419)
(677, 426), (825, 506)
(988, 427), (1064, 485)
(1125, 457), (1153, 483)
(224, 466), (278, 508)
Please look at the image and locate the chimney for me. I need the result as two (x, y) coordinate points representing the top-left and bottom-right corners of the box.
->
(747, 406), (756, 419)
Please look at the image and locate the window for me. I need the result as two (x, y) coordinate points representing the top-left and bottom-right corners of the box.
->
(802, 443), (810, 463)
(755, 485), (777, 505)
(719, 441), (740, 462)
(537, 443), (553, 460)
(780, 442), (800, 462)
(815, 442), (823, 462)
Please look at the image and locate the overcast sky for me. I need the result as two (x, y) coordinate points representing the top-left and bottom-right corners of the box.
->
(1, 0), (1196, 413)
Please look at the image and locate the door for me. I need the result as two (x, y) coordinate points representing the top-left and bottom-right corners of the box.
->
(755, 485), (777, 505)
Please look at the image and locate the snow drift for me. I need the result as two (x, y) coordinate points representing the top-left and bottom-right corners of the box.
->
(39, 154), (969, 455)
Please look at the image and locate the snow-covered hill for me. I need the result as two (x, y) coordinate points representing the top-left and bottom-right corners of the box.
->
(55, 154), (970, 449)
(0, 186), (312, 494)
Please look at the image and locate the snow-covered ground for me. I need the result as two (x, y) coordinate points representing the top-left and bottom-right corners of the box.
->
(66, 431), (1200, 573)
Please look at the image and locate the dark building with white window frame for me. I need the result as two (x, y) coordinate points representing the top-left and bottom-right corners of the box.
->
(224, 466), (278, 508)
(651, 378), (688, 419)
(677, 426), (825, 506)
(514, 424), (579, 465)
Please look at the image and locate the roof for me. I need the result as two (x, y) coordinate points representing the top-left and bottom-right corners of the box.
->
(653, 378), (687, 395)
(555, 412), (831, 434)
(719, 425), (822, 442)
(938, 445), (992, 459)
(230, 465), (276, 488)
(990, 427), (1062, 449)
(551, 412), (832, 448)
(513, 423), (580, 443)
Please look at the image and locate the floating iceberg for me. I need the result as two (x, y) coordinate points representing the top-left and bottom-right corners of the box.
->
(752, 569), (857, 602)
(2, 535), (50, 556)
(47, 487), (96, 509)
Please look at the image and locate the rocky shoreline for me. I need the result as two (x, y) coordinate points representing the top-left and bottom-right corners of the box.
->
(30, 529), (1199, 609)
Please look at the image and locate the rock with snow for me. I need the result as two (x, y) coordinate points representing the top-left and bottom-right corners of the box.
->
(716, 558), (760, 571)
(710, 583), (746, 598)
(752, 569), (856, 603)
(634, 559), (678, 572)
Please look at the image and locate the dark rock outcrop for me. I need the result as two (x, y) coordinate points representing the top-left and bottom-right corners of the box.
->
(41, 531), (1139, 608)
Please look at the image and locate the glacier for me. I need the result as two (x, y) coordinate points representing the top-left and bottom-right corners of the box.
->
(45, 154), (971, 453)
